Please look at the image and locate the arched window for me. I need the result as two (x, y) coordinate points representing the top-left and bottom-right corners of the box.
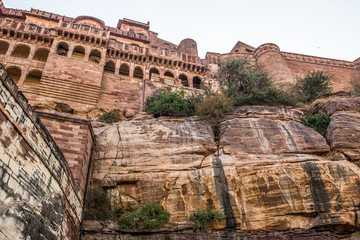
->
(0, 41), (9, 55)
(179, 74), (188, 87)
(164, 71), (174, 84)
(89, 49), (101, 63)
(133, 67), (143, 80)
(72, 45), (85, 59)
(33, 48), (49, 62)
(149, 68), (160, 81)
(6, 66), (21, 84)
(104, 61), (115, 73)
(119, 64), (130, 77)
(164, 71), (174, 79)
(57, 42), (69, 56)
(24, 70), (42, 88)
(193, 76), (202, 89)
(11, 44), (30, 59)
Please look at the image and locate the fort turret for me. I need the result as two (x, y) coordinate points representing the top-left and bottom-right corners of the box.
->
(254, 43), (295, 86)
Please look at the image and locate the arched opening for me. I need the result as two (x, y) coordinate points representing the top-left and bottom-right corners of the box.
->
(89, 49), (101, 63)
(57, 42), (69, 56)
(24, 70), (42, 88)
(133, 67), (143, 80)
(6, 67), (21, 84)
(0, 41), (9, 55)
(179, 74), (189, 87)
(164, 71), (174, 79)
(119, 64), (130, 77)
(11, 44), (30, 59)
(164, 71), (174, 85)
(33, 48), (49, 62)
(104, 61), (115, 73)
(149, 68), (160, 81)
(72, 45), (85, 59)
(193, 76), (202, 89)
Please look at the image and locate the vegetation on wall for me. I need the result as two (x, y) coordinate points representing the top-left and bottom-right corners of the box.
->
(293, 71), (333, 103)
(145, 89), (201, 117)
(350, 77), (360, 96)
(217, 58), (297, 107)
(189, 208), (225, 230)
(144, 59), (337, 140)
(118, 202), (170, 230)
(98, 112), (120, 123)
(195, 93), (234, 140)
(302, 114), (331, 134)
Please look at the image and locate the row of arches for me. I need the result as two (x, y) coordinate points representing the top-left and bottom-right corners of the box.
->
(0, 41), (49, 62)
(6, 66), (42, 87)
(103, 61), (202, 89)
(104, 61), (144, 79)
(56, 42), (101, 63)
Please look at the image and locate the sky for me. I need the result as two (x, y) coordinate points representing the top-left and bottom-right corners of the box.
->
(5, 0), (360, 61)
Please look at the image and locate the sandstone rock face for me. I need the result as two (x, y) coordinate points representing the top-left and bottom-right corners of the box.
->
(312, 97), (360, 164)
(91, 116), (217, 218)
(84, 105), (360, 239)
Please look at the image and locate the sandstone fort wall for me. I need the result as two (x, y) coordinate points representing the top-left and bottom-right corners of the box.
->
(0, 63), (83, 240)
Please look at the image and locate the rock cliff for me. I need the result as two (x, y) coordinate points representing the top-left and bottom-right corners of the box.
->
(83, 98), (360, 239)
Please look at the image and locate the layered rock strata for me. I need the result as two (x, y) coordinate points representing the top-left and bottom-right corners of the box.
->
(84, 103), (360, 239)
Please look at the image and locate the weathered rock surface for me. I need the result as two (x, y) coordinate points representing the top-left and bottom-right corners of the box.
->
(311, 97), (360, 115)
(312, 97), (360, 164)
(91, 116), (217, 217)
(84, 105), (360, 239)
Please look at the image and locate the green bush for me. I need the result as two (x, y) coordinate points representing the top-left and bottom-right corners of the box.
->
(294, 71), (332, 103)
(195, 93), (234, 140)
(118, 202), (170, 230)
(217, 58), (296, 107)
(145, 89), (202, 117)
(350, 78), (360, 96)
(189, 208), (225, 230)
(98, 112), (120, 123)
(302, 114), (330, 134)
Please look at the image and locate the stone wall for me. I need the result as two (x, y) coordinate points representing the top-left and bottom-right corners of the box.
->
(0, 63), (83, 240)
(283, 52), (357, 91)
(98, 71), (142, 117)
(37, 111), (94, 196)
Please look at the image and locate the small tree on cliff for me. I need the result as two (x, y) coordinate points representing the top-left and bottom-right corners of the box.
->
(293, 71), (332, 103)
(217, 58), (296, 106)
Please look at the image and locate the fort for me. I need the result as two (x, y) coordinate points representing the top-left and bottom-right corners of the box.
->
(0, 2), (359, 116)
(1, 2), (360, 240)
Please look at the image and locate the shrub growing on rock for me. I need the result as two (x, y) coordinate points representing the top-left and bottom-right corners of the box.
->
(302, 113), (331, 134)
(217, 58), (296, 107)
(145, 89), (201, 117)
(118, 202), (170, 230)
(98, 112), (120, 123)
(294, 71), (332, 103)
(189, 208), (225, 230)
(350, 77), (360, 96)
(195, 93), (234, 140)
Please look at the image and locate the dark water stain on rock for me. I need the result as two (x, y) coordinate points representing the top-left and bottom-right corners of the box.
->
(303, 162), (330, 213)
(212, 155), (236, 228)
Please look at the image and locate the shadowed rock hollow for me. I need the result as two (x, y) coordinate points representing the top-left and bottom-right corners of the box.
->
(84, 100), (360, 239)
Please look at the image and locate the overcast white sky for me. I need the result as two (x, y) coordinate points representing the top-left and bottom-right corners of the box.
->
(5, 0), (360, 61)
